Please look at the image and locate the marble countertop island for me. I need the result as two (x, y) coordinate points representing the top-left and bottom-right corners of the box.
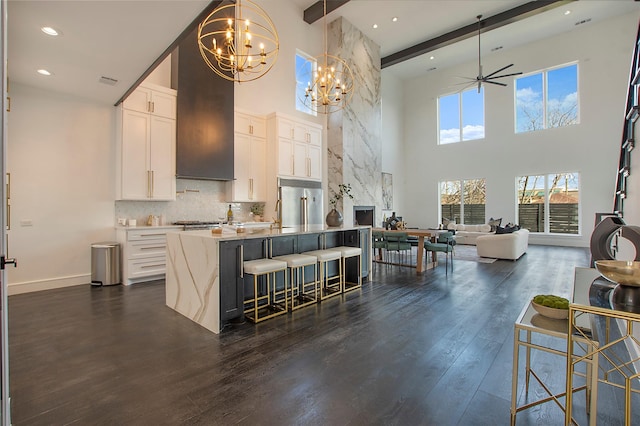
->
(165, 225), (370, 333)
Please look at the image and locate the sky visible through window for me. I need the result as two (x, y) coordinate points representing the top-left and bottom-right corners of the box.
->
(295, 52), (315, 116)
(439, 87), (484, 144)
(516, 64), (578, 132)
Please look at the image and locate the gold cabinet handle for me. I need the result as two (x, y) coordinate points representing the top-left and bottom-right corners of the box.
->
(147, 170), (151, 198)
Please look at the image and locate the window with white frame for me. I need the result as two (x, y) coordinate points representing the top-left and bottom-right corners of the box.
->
(440, 178), (486, 225)
(515, 63), (578, 133)
(438, 87), (485, 144)
(295, 50), (316, 116)
(517, 173), (580, 234)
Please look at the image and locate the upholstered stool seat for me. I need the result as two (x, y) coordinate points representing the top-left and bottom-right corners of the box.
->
(272, 253), (318, 311)
(302, 249), (342, 301)
(243, 258), (288, 323)
(332, 246), (362, 292)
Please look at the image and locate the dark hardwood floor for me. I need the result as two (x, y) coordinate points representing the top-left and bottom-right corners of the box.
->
(7, 245), (635, 425)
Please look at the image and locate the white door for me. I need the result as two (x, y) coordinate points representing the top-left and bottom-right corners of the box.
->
(1, 1), (14, 422)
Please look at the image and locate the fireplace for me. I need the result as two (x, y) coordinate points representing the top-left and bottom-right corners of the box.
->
(354, 206), (375, 226)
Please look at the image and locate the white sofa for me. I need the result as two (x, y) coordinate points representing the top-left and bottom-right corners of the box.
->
(476, 229), (530, 260)
(447, 223), (493, 245)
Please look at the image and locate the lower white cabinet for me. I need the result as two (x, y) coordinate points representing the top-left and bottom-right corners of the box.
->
(117, 226), (181, 285)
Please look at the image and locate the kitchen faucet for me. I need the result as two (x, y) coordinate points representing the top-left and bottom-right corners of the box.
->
(273, 199), (282, 229)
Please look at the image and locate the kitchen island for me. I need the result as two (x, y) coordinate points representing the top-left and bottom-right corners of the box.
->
(165, 225), (371, 333)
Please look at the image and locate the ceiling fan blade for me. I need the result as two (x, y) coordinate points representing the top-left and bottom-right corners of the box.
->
(483, 64), (515, 79)
(453, 75), (479, 81)
(485, 71), (524, 80)
(484, 80), (507, 87)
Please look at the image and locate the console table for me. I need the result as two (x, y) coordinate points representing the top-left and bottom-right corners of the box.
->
(511, 267), (600, 425)
(566, 271), (640, 426)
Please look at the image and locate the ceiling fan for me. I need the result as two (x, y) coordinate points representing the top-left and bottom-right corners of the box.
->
(460, 15), (522, 92)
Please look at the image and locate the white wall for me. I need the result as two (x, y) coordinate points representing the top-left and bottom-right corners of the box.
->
(7, 84), (115, 293)
(398, 12), (640, 247)
(234, 1), (323, 125)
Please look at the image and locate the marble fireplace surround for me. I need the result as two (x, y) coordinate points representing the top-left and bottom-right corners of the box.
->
(327, 17), (383, 229)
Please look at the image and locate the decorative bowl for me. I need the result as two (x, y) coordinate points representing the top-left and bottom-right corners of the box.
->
(531, 301), (569, 319)
(595, 260), (640, 287)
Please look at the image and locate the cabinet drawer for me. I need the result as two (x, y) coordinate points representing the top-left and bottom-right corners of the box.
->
(127, 229), (169, 241)
(127, 256), (166, 279)
(128, 239), (167, 259)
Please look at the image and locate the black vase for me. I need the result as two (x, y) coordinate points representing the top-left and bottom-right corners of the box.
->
(326, 209), (343, 227)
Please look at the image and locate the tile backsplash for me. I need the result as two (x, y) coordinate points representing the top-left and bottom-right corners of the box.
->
(115, 179), (265, 226)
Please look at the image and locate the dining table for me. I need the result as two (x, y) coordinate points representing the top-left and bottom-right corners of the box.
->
(373, 228), (445, 273)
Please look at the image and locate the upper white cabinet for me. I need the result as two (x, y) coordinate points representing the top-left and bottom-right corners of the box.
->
(228, 110), (267, 202)
(267, 113), (322, 181)
(117, 83), (176, 201)
(122, 84), (176, 120)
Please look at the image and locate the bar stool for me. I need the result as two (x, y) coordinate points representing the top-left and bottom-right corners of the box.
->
(332, 246), (362, 293)
(272, 253), (318, 311)
(302, 249), (342, 301)
(243, 258), (288, 323)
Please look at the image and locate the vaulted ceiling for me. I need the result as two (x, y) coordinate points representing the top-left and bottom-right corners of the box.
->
(8, 0), (639, 105)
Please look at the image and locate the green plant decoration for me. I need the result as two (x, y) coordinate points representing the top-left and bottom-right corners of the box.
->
(329, 183), (354, 209)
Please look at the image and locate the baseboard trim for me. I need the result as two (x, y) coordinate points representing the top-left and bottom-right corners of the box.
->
(8, 274), (90, 295)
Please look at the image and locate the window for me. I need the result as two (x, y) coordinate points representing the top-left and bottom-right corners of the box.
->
(440, 178), (486, 224)
(515, 63), (578, 133)
(517, 173), (580, 234)
(295, 50), (316, 116)
(438, 87), (484, 144)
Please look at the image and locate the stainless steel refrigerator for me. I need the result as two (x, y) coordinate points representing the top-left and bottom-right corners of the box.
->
(277, 178), (323, 227)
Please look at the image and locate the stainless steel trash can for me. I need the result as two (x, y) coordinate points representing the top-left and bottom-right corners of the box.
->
(91, 242), (121, 286)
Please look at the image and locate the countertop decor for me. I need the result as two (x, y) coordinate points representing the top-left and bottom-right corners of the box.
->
(327, 183), (353, 227)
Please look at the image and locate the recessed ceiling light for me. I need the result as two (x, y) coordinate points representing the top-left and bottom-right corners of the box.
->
(41, 26), (61, 36)
(37, 69), (52, 76)
(392, 17), (398, 22)
(373, 24), (378, 29)
(564, 10), (571, 16)
(430, 56), (435, 60)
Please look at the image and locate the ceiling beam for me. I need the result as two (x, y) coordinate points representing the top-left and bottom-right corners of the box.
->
(381, 0), (574, 69)
(303, 0), (350, 24)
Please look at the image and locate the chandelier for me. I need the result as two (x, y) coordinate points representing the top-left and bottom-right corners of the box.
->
(197, 0), (279, 83)
(302, 0), (354, 114)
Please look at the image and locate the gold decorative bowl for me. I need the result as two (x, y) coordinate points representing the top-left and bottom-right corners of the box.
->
(595, 260), (640, 287)
(531, 301), (569, 319)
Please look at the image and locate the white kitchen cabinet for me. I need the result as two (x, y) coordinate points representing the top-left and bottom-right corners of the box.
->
(267, 113), (323, 181)
(117, 83), (176, 201)
(228, 111), (267, 202)
(122, 83), (176, 119)
(116, 226), (182, 285)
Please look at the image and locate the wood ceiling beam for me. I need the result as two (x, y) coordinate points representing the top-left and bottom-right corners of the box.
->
(303, 0), (351, 24)
(381, 0), (574, 69)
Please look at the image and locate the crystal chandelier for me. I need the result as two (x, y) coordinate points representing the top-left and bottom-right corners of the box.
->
(197, 0), (279, 83)
(302, 0), (354, 114)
